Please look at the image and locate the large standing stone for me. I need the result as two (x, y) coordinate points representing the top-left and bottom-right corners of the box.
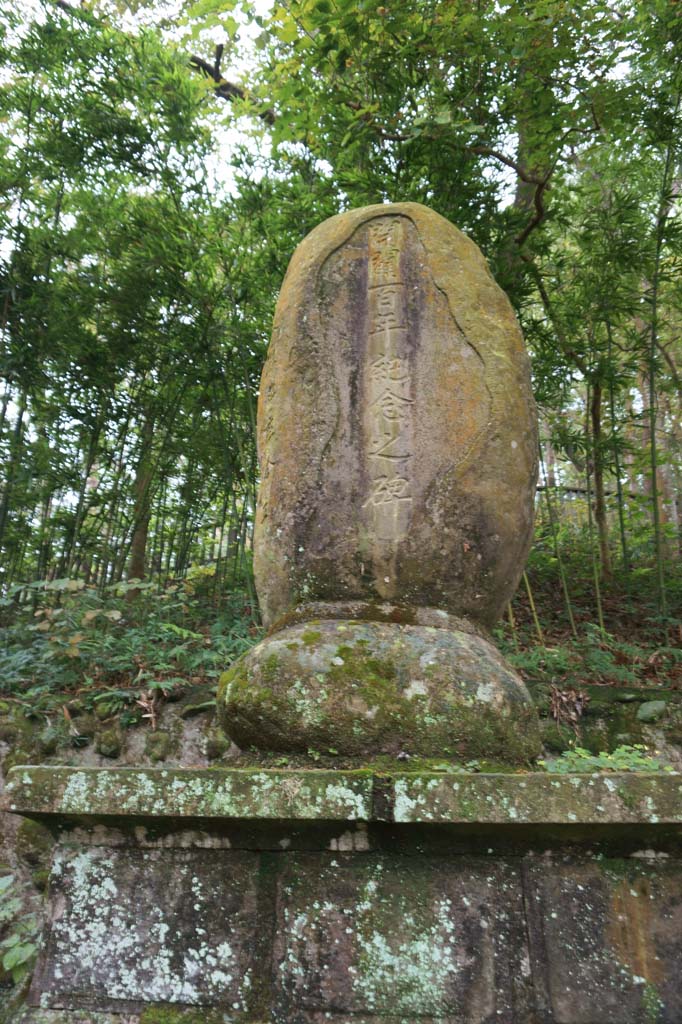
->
(255, 203), (536, 627)
(218, 202), (541, 762)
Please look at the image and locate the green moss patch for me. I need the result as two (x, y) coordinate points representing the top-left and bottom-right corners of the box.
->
(140, 1007), (225, 1024)
(301, 630), (323, 646)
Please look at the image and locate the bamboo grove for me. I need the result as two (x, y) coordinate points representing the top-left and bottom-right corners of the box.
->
(1, 0), (681, 638)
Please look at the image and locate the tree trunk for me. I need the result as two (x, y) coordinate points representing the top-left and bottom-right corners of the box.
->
(640, 372), (669, 526)
(544, 437), (557, 490)
(127, 415), (155, 587)
(0, 390), (27, 563)
(65, 416), (103, 576)
(591, 381), (612, 578)
(36, 490), (54, 582)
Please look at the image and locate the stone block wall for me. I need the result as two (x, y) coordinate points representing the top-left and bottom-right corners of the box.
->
(4, 767), (682, 1023)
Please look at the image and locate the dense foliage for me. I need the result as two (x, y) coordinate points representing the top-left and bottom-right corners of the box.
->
(0, 0), (681, 714)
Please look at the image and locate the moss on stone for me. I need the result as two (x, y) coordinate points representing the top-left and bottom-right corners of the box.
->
(96, 727), (122, 759)
(531, 688), (676, 756)
(218, 620), (541, 764)
(64, 697), (86, 716)
(641, 981), (665, 1023)
(94, 703), (112, 722)
(145, 730), (175, 763)
(327, 644), (399, 714)
(8, 764), (682, 828)
(31, 867), (50, 892)
(140, 1007), (225, 1024)
(73, 712), (98, 740)
(36, 725), (62, 756)
(662, 717), (682, 746)
(637, 700), (667, 723)
(0, 718), (15, 744)
(581, 721), (613, 755)
(2, 745), (34, 774)
(15, 817), (53, 870)
(0, 710), (36, 748)
(581, 707), (644, 754)
(9, 764), (377, 822)
(540, 721), (573, 754)
(176, 683), (218, 719)
(261, 653), (281, 684)
(205, 728), (232, 761)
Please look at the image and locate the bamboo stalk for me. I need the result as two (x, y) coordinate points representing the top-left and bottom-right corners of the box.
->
(523, 571), (544, 645)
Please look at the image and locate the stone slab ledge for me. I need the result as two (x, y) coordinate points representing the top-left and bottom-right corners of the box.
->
(5, 766), (682, 826)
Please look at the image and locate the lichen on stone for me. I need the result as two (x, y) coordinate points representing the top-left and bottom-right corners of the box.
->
(217, 619), (540, 764)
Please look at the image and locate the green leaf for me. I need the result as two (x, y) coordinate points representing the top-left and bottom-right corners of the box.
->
(276, 20), (299, 44)
(3, 942), (37, 971)
(185, 0), (236, 17)
(0, 898), (23, 923)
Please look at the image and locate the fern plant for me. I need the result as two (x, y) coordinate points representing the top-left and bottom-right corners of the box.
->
(0, 874), (39, 986)
(540, 744), (675, 774)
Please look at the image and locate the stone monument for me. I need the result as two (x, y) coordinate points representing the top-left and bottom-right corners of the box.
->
(218, 202), (541, 764)
(8, 204), (682, 1023)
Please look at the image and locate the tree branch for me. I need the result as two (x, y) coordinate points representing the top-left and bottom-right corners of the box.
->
(523, 254), (589, 376)
(55, 0), (276, 126)
(188, 54), (275, 125)
(515, 174), (550, 246)
(468, 145), (545, 185)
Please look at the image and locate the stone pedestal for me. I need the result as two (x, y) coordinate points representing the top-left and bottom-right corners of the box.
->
(7, 765), (682, 1023)
(219, 614), (540, 763)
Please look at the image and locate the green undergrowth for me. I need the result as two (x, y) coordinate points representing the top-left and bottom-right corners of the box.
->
(0, 872), (39, 988)
(0, 573), (263, 720)
(539, 744), (675, 774)
(499, 521), (682, 695)
(1, 528), (681, 759)
(495, 622), (682, 693)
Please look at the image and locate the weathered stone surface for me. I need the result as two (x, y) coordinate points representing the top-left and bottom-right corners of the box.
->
(255, 202), (537, 629)
(30, 847), (261, 1012)
(10, 1011), (229, 1024)
(8, 766), (682, 827)
(218, 202), (540, 761)
(638, 700), (667, 723)
(8, 765), (682, 1022)
(6, 766), (373, 822)
(273, 854), (530, 1022)
(4, 1011), (134, 1024)
(391, 771), (682, 826)
(7, 1012), (229, 1024)
(95, 727), (122, 759)
(144, 731), (175, 763)
(218, 619), (540, 761)
(525, 855), (682, 1023)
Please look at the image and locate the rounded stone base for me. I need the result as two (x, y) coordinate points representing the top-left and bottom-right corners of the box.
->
(217, 619), (541, 764)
